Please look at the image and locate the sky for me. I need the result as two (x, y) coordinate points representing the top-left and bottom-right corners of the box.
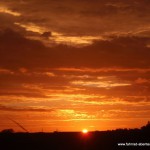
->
(0, 0), (150, 132)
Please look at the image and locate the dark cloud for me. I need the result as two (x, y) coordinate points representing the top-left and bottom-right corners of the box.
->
(1, 0), (150, 37)
(0, 29), (150, 71)
(41, 32), (52, 39)
(0, 104), (54, 112)
(0, 29), (150, 102)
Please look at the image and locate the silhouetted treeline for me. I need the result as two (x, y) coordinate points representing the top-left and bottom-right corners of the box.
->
(0, 122), (150, 150)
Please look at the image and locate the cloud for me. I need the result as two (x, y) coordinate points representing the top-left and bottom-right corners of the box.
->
(71, 79), (131, 89)
(135, 78), (150, 84)
(0, 29), (150, 71)
(0, 29), (150, 102)
(0, 68), (14, 74)
(0, 0), (150, 131)
(0, 104), (54, 112)
(1, 0), (150, 46)
(0, 6), (21, 16)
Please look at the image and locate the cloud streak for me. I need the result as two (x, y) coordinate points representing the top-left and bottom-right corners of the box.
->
(0, 6), (21, 16)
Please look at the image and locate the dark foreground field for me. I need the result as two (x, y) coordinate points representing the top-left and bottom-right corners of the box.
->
(0, 123), (150, 150)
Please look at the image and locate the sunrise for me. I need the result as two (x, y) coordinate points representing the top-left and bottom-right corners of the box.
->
(0, 0), (150, 149)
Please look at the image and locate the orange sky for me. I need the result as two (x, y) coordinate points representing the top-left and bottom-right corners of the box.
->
(0, 0), (150, 132)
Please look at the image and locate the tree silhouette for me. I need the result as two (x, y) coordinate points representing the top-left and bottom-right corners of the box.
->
(1, 129), (14, 133)
(141, 121), (150, 131)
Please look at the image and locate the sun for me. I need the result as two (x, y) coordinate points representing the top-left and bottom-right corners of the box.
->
(82, 129), (88, 134)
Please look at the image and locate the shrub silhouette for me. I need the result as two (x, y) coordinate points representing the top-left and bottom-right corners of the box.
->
(1, 128), (14, 133)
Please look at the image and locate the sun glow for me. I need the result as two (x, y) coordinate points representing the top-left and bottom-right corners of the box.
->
(82, 129), (88, 134)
